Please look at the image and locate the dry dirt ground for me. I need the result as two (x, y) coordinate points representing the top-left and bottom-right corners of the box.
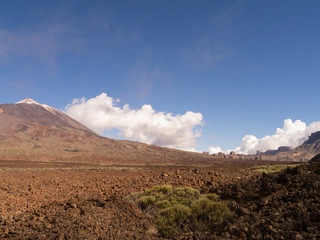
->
(0, 159), (319, 239)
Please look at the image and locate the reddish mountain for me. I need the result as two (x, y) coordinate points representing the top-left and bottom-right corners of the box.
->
(0, 98), (96, 136)
(0, 98), (213, 165)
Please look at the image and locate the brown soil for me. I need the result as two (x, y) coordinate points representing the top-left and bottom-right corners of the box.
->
(0, 160), (319, 239)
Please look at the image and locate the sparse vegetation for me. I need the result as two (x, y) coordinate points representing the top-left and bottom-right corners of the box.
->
(130, 185), (231, 238)
(250, 164), (300, 173)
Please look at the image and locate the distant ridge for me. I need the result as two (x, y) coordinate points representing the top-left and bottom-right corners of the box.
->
(257, 146), (291, 156)
(303, 131), (320, 145)
(211, 131), (320, 162)
(263, 131), (320, 162)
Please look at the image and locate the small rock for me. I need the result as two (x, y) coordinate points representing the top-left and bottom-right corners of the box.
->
(293, 232), (304, 240)
(237, 207), (250, 216)
(71, 204), (77, 208)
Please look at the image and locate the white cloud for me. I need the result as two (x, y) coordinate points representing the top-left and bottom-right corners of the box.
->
(64, 93), (203, 150)
(208, 146), (224, 154)
(234, 119), (320, 154)
(208, 119), (320, 155)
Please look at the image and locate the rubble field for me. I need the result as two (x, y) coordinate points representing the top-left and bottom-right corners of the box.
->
(0, 159), (319, 239)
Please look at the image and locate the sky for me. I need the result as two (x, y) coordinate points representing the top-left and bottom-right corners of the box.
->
(1, 0), (320, 154)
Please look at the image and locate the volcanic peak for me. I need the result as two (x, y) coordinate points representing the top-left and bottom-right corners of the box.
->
(16, 98), (55, 113)
(16, 98), (41, 104)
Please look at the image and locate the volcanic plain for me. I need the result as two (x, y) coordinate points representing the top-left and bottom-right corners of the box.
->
(1, 158), (319, 239)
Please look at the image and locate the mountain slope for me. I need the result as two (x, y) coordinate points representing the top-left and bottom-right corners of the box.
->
(288, 131), (320, 161)
(0, 99), (213, 165)
(267, 131), (320, 162)
(0, 98), (96, 135)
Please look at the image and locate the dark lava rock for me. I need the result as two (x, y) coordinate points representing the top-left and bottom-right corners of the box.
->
(310, 153), (320, 162)
(210, 160), (320, 239)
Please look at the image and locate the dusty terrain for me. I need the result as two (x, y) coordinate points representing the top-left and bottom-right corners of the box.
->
(1, 159), (319, 239)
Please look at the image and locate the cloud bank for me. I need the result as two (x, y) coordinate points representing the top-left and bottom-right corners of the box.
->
(208, 146), (224, 154)
(209, 119), (320, 155)
(65, 93), (203, 150)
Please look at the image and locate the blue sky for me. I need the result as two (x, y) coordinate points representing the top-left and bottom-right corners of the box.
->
(1, 0), (320, 153)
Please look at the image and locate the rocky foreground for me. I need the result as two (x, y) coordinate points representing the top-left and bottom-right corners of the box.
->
(0, 158), (319, 239)
(210, 158), (320, 239)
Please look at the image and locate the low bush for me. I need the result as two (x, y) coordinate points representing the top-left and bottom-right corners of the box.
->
(139, 196), (156, 210)
(130, 185), (231, 238)
(155, 200), (172, 209)
(190, 198), (231, 230)
(156, 204), (191, 238)
(204, 193), (219, 201)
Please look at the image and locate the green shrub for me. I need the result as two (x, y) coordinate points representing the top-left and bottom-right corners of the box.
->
(155, 200), (172, 209)
(141, 185), (173, 202)
(151, 185), (173, 194)
(169, 187), (200, 205)
(139, 196), (156, 209)
(205, 193), (219, 201)
(156, 204), (191, 238)
(130, 185), (231, 238)
(190, 198), (231, 230)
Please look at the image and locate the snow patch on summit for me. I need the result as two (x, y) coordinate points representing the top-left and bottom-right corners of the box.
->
(16, 98), (56, 113)
(16, 98), (41, 104)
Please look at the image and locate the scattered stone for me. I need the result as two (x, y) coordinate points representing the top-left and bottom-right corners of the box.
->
(237, 207), (251, 216)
